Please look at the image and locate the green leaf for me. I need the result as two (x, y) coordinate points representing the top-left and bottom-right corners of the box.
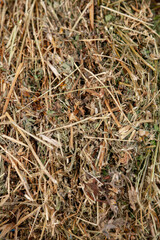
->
(105, 14), (112, 22)
(154, 124), (159, 132)
(47, 110), (55, 116)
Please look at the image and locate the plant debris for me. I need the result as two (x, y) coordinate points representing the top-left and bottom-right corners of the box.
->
(0, 0), (160, 239)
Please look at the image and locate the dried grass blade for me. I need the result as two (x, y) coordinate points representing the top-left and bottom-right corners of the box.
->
(151, 133), (159, 182)
(104, 99), (121, 128)
(89, 0), (94, 29)
(2, 63), (23, 114)
(37, 111), (108, 135)
(0, 145), (32, 177)
(16, 0), (36, 67)
(69, 126), (74, 150)
(9, 156), (33, 201)
(117, 29), (155, 71)
(46, 61), (60, 79)
(69, 1), (92, 37)
(84, 68), (131, 124)
(28, 206), (41, 239)
(101, 6), (152, 26)
(0, 195), (9, 207)
(40, 134), (61, 148)
(0, 2), (7, 38)
(5, 113), (57, 185)
(0, 223), (15, 239)
(1, 134), (28, 147)
(0, 145), (33, 200)
(32, 18), (45, 75)
(4, 114), (53, 150)
(16, 206), (41, 227)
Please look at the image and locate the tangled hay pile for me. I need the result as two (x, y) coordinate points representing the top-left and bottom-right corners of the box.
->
(0, 0), (160, 239)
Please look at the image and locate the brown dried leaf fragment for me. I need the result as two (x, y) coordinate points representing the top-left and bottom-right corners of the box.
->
(128, 186), (137, 211)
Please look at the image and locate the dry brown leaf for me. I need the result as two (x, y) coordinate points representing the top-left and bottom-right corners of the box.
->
(86, 89), (102, 98)
(119, 125), (134, 139)
(119, 125), (131, 135)
(119, 152), (131, 165)
(128, 186), (137, 211)
(108, 186), (119, 194)
(98, 141), (106, 169)
(138, 129), (150, 137)
(69, 112), (80, 122)
(103, 218), (125, 231)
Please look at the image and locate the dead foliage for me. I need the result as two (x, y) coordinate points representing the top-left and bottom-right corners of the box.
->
(0, 0), (160, 239)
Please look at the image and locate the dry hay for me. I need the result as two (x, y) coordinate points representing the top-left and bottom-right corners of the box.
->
(0, 0), (160, 239)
